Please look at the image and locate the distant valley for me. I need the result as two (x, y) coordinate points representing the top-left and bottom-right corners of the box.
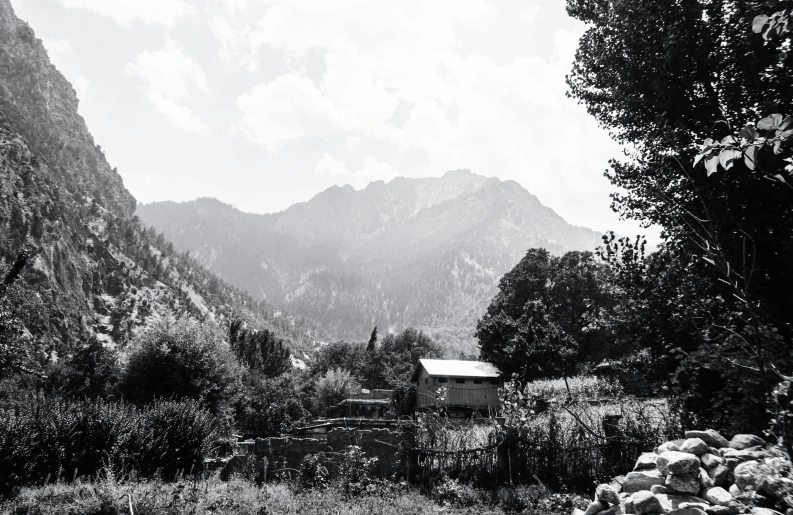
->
(138, 171), (604, 353)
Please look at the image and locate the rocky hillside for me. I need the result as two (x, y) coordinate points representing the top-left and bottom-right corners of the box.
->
(138, 171), (604, 353)
(0, 0), (320, 358)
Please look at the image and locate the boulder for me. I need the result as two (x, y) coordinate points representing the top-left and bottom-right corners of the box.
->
(597, 484), (622, 506)
(666, 473), (701, 495)
(573, 509), (586, 515)
(681, 439), (710, 456)
(668, 508), (707, 515)
(584, 501), (607, 515)
(705, 506), (731, 515)
(655, 494), (710, 512)
(724, 449), (770, 464)
(730, 435), (766, 451)
(734, 461), (770, 492)
(651, 485), (669, 495)
(601, 505), (625, 515)
(751, 509), (784, 515)
(624, 470), (666, 493)
(758, 476), (793, 500)
(702, 453), (724, 470)
(658, 452), (705, 476)
(633, 491), (665, 515)
(659, 442), (682, 454)
(729, 485), (741, 497)
(708, 465), (729, 487)
(635, 453), (660, 471)
(699, 467), (715, 491)
(686, 430), (730, 449)
(704, 487), (733, 506)
(624, 496), (636, 515)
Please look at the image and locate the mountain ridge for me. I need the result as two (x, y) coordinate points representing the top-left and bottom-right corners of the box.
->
(138, 170), (605, 353)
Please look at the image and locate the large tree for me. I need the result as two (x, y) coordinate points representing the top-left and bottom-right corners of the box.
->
(476, 249), (612, 388)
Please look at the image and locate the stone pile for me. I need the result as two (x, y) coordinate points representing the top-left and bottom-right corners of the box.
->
(575, 430), (793, 515)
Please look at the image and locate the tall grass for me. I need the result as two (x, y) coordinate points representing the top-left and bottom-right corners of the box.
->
(0, 395), (219, 496)
(523, 375), (623, 401)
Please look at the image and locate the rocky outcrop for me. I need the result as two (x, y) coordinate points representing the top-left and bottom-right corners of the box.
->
(576, 430), (793, 515)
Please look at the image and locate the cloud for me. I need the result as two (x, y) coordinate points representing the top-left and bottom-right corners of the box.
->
(42, 38), (72, 56)
(126, 40), (209, 135)
(56, 0), (195, 27)
(234, 73), (340, 152)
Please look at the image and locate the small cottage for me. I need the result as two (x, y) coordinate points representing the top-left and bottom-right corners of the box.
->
(326, 388), (393, 419)
(412, 359), (502, 416)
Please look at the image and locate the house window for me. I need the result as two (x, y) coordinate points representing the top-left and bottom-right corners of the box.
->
(489, 379), (500, 385)
(425, 379), (428, 384)
(473, 379), (483, 385)
(455, 378), (465, 384)
(438, 377), (448, 383)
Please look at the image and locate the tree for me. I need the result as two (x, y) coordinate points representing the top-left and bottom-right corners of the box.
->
(379, 327), (443, 387)
(118, 316), (241, 416)
(315, 368), (359, 412)
(228, 320), (291, 378)
(234, 371), (310, 437)
(476, 249), (612, 388)
(47, 336), (119, 399)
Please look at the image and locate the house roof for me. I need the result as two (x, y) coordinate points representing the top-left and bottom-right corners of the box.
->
(334, 398), (390, 406)
(413, 359), (501, 381)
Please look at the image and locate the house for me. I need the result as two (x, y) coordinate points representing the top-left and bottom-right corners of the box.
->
(325, 388), (393, 419)
(412, 359), (502, 416)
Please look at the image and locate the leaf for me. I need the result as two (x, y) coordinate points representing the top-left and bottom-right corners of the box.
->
(719, 149), (741, 170)
(739, 125), (760, 141)
(753, 14), (770, 33)
(720, 135), (737, 145)
(758, 114), (783, 131)
(744, 145), (759, 170)
(704, 154), (720, 176)
(780, 116), (793, 131)
(694, 151), (708, 168)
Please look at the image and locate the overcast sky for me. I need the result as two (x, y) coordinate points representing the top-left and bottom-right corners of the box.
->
(12, 0), (654, 238)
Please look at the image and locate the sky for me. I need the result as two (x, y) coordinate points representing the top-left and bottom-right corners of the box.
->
(11, 0), (655, 239)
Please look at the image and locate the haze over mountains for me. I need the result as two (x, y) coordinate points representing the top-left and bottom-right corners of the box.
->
(138, 172), (604, 353)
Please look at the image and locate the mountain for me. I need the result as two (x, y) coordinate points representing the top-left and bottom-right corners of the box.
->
(0, 0), (320, 359)
(138, 171), (604, 354)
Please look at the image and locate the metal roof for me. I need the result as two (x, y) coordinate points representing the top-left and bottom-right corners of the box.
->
(414, 359), (501, 379)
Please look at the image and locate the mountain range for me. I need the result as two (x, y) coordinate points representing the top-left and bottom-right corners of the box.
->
(138, 172), (604, 353)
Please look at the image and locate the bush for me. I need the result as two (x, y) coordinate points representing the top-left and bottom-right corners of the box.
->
(0, 395), (219, 496)
(299, 453), (329, 490)
(118, 316), (241, 416)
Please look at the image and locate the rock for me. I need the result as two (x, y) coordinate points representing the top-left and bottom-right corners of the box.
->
(659, 442), (682, 454)
(601, 504), (625, 515)
(730, 435), (767, 451)
(620, 492), (632, 501)
(624, 470), (666, 493)
(705, 506), (732, 515)
(585, 501), (607, 515)
(633, 491), (665, 515)
(655, 494), (710, 512)
(724, 449), (770, 469)
(699, 467), (715, 490)
(681, 439), (710, 456)
(635, 453), (660, 471)
(729, 485), (741, 497)
(758, 476), (793, 500)
(666, 473), (702, 495)
(658, 452), (705, 476)
(668, 508), (707, 515)
(708, 465), (729, 487)
(686, 430), (730, 449)
(624, 495), (636, 514)
(651, 485), (669, 495)
(751, 509), (784, 515)
(610, 482), (624, 494)
(702, 453), (724, 470)
(734, 460), (770, 492)
(597, 484), (622, 506)
(705, 487), (733, 506)
(573, 509), (586, 515)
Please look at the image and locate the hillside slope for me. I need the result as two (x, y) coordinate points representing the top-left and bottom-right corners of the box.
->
(0, 0), (321, 359)
(138, 171), (604, 353)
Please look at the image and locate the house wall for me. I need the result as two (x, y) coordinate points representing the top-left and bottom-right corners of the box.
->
(415, 366), (501, 410)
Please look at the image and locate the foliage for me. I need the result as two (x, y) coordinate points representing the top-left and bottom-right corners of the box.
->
(228, 320), (291, 379)
(476, 249), (612, 388)
(299, 453), (330, 490)
(378, 327), (443, 388)
(338, 445), (379, 497)
(0, 251), (44, 378)
(46, 337), (119, 399)
(233, 371), (310, 438)
(315, 368), (359, 412)
(0, 395), (219, 496)
(523, 375), (623, 402)
(117, 316), (241, 417)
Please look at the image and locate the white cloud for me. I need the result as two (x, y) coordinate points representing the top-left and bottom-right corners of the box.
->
(56, 0), (195, 27)
(42, 38), (72, 56)
(126, 40), (209, 135)
(234, 73), (340, 152)
(74, 75), (90, 101)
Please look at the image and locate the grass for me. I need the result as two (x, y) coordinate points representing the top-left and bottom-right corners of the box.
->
(0, 471), (587, 515)
(523, 375), (623, 401)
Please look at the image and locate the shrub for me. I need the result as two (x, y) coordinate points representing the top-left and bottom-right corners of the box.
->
(0, 395), (219, 496)
(118, 316), (241, 416)
(299, 453), (329, 490)
(338, 446), (378, 497)
(315, 368), (359, 412)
